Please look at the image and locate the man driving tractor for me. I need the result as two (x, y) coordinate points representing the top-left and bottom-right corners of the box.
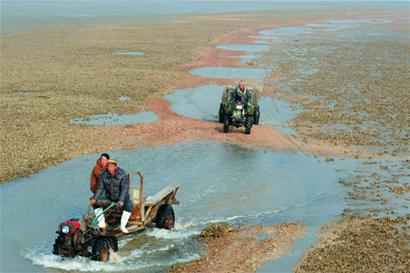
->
(89, 159), (132, 234)
(227, 82), (255, 115)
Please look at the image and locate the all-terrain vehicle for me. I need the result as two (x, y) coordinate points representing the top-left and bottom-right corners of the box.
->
(52, 172), (180, 262)
(218, 85), (261, 134)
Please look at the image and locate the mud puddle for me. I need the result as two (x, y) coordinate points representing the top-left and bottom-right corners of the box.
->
(189, 66), (269, 79)
(1, 141), (375, 272)
(165, 85), (304, 136)
(112, 51), (144, 57)
(118, 95), (131, 101)
(70, 112), (159, 126)
(216, 44), (271, 52)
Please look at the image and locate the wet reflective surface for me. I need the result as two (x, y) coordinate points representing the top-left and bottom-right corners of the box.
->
(112, 51), (144, 57)
(1, 141), (367, 272)
(165, 85), (222, 121)
(118, 95), (131, 101)
(216, 44), (271, 52)
(259, 97), (304, 136)
(189, 66), (269, 79)
(2, 141), (408, 272)
(70, 112), (159, 126)
(165, 85), (304, 136)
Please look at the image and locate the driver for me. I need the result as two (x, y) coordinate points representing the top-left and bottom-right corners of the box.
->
(228, 81), (254, 114)
(89, 159), (132, 233)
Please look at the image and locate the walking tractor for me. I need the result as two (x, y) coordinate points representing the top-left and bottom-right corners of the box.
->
(52, 172), (180, 261)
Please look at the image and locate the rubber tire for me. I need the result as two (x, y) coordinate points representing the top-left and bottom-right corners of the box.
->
(253, 105), (260, 125)
(52, 235), (66, 256)
(218, 103), (225, 123)
(245, 118), (253, 135)
(156, 205), (175, 229)
(223, 115), (230, 133)
(91, 238), (110, 262)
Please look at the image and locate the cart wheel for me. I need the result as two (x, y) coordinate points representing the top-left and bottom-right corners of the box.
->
(156, 205), (175, 229)
(91, 238), (110, 262)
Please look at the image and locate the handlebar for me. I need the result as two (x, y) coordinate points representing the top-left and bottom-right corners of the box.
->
(91, 202), (118, 225)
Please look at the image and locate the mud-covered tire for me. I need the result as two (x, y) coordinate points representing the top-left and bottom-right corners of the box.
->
(218, 103), (225, 123)
(253, 105), (260, 125)
(52, 235), (65, 255)
(245, 118), (253, 135)
(156, 205), (175, 229)
(223, 115), (230, 133)
(53, 234), (76, 257)
(91, 238), (110, 262)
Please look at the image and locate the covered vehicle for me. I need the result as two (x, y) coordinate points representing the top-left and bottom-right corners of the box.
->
(218, 84), (261, 134)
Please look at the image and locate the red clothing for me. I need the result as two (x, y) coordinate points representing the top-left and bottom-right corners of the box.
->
(90, 159), (104, 193)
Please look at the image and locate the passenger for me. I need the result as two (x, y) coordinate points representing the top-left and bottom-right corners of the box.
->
(90, 153), (110, 193)
(89, 159), (133, 233)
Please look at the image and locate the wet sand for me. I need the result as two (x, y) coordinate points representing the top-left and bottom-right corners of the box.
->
(170, 222), (306, 273)
(295, 215), (410, 273)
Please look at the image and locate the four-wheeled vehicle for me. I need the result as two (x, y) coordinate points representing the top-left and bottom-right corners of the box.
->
(218, 85), (261, 134)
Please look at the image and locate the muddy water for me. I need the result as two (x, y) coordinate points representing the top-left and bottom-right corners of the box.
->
(3, 15), (408, 273)
(216, 44), (271, 52)
(112, 51), (144, 57)
(2, 141), (367, 273)
(165, 85), (304, 135)
(70, 112), (159, 125)
(189, 67), (269, 79)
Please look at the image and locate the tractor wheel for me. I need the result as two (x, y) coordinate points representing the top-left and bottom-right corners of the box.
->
(91, 238), (110, 262)
(223, 115), (230, 133)
(52, 235), (65, 255)
(156, 205), (175, 229)
(245, 118), (253, 135)
(253, 105), (260, 125)
(218, 103), (225, 123)
(52, 234), (76, 257)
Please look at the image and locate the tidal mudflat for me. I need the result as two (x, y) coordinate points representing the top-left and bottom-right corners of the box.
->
(1, 2), (409, 273)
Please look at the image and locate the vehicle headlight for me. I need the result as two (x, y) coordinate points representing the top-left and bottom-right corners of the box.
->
(61, 225), (70, 234)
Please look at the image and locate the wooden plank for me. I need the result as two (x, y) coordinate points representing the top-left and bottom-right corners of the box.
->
(144, 183), (181, 206)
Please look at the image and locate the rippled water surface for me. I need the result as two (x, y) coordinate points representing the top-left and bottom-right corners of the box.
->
(2, 141), (372, 272)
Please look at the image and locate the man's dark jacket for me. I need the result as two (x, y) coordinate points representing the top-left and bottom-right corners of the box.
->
(93, 167), (129, 202)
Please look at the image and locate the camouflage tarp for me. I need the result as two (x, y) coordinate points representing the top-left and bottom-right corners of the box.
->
(221, 84), (261, 106)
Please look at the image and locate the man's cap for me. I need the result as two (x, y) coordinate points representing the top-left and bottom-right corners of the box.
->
(107, 159), (118, 166)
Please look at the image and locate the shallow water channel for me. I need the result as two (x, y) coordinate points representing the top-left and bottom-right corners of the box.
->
(2, 141), (407, 272)
(165, 85), (303, 136)
(0, 141), (364, 272)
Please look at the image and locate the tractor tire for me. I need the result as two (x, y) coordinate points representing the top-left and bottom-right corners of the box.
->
(253, 105), (260, 125)
(223, 115), (230, 133)
(52, 234), (76, 257)
(91, 238), (110, 262)
(156, 205), (175, 229)
(52, 235), (65, 255)
(218, 103), (225, 123)
(245, 118), (253, 135)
